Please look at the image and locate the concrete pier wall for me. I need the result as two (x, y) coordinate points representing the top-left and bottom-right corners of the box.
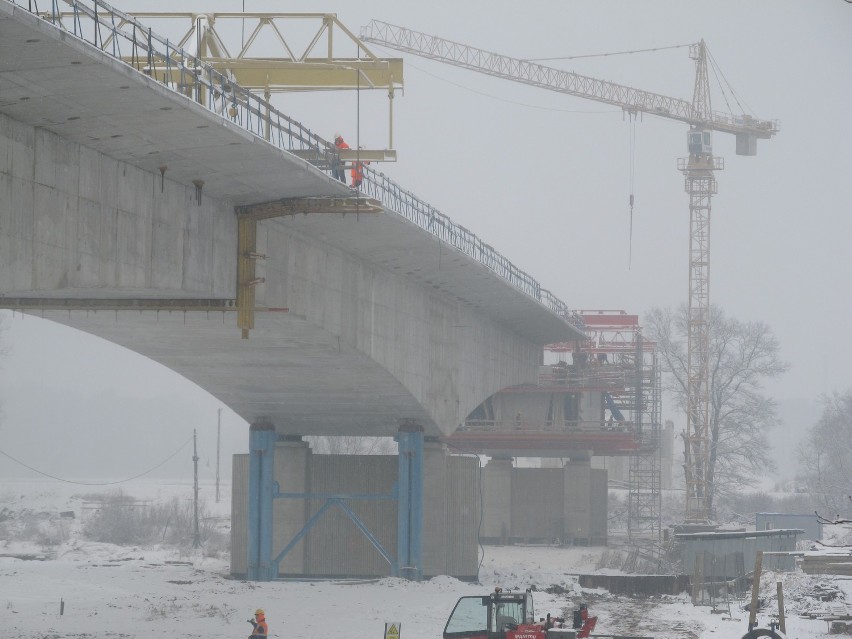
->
(230, 443), (480, 579)
(480, 459), (607, 546)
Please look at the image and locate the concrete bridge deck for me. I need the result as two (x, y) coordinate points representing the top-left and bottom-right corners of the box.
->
(0, 0), (584, 438)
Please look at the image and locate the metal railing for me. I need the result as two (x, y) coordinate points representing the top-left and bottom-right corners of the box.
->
(460, 419), (637, 434)
(7, 0), (584, 333)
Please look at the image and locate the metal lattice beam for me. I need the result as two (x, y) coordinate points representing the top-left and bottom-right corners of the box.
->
(360, 21), (777, 140)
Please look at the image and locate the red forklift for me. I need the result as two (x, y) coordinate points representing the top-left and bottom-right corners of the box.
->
(442, 588), (650, 639)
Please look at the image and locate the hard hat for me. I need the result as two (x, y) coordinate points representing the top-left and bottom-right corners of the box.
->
(255, 609), (265, 615)
(333, 132), (341, 140)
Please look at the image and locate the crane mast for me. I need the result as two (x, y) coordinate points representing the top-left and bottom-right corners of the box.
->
(362, 22), (778, 523)
(680, 41), (720, 522)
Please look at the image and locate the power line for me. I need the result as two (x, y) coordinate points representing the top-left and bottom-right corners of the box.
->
(0, 435), (194, 486)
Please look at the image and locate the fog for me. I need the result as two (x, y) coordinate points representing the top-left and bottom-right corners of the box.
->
(1, 0), (850, 483)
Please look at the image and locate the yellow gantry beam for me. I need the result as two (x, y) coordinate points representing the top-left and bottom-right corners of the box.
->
(121, 12), (404, 92)
(201, 58), (403, 91)
(238, 196), (384, 222)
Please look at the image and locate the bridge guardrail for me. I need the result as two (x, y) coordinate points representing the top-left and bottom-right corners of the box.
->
(7, 0), (585, 334)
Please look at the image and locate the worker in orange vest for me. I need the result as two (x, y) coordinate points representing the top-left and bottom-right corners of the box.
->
(573, 604), (597, 638)
(247, 608), (268, 638)
(332, 133), (349, 182)
(351, 149), (370, 189)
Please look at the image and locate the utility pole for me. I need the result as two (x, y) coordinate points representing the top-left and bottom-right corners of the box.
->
(193, 428), (201, 548)
(216, 408), (222, 503)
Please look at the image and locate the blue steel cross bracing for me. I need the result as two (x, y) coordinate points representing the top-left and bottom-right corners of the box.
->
(271, 496), (399, 574)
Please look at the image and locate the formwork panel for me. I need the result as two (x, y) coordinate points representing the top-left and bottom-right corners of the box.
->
(564, 461), (591, 544)
(511, 468), (564, 542)
(304, 455), (398, 578)
(589, 468), (608, 545)
(422, 445), (449, 576)
(444, 455), (480, 579)
(274, 441), (311, 575)
(230, 454), (249, 576)
(481, 459), (513, 541)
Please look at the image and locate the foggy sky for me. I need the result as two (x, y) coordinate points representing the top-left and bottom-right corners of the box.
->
(1, 0), (850, 481)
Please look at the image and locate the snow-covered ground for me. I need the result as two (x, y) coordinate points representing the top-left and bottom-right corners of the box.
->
(0, 479), (848, 639)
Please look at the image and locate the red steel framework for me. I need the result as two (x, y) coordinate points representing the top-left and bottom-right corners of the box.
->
(445, 310), (662, 541)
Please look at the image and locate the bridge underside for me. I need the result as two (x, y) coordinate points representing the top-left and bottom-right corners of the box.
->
(20, 309), (434, 437)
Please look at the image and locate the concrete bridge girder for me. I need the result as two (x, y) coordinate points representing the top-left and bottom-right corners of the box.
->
(0, 3), (579, 438)
(0, 107), (545, 437)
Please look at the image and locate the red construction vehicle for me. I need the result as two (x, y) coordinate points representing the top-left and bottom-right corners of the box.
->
(442, 588), (598, 639)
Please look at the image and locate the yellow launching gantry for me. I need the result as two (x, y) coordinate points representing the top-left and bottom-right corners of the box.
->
(122, 12), (403, 163)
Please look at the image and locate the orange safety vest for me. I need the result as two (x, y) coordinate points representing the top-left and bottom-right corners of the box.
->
(351, 159), (370, 186)
(251, 615), (268, 637)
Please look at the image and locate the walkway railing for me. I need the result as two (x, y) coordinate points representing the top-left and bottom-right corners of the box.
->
(7, 0), (584, 333)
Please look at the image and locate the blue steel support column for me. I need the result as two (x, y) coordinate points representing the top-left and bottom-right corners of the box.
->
(396, 421), (424, 580)
(247, 422), (277, 581)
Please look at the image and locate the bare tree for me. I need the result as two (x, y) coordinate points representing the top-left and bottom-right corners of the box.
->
(799, 390), (852, 516)
(645, 305), (788, 514)
(306, 436), (396, 455)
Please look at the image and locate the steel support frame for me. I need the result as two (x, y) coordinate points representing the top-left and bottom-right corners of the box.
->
(247, 422), (277, 581)
(396, 423), (424, 580)
(246, 424), (425, 581)
(271, 493), (398, 575)
(627, 342), (662, 543)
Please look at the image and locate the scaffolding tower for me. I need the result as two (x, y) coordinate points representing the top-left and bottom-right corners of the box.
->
(550, 310), (662, 543)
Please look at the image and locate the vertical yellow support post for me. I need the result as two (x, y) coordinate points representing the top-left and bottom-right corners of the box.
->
(237, 216), (257, 339)
(264, 81), (271, 142)
(388, 81), (394, 149)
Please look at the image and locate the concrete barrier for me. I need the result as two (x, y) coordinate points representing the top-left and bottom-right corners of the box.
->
(578, 574), (690, 596)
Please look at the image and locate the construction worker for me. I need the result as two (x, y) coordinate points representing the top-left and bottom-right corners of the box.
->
(247, 608), (268, 638)
(332, 133), (349, 182)
(543, 613), (565, 630)
(573, 604), (597, 639)
(351, 150), (370, 189)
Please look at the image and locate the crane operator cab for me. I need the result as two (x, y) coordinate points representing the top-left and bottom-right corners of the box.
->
(444, 588), (537, 639)
(688, 128), (713, 157)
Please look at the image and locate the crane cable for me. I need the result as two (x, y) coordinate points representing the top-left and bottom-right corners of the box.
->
(369, 44), (620, 115)
(527, 42), (692, 62)
(628, 113), (637, 270)
(707, 48), (753, 117)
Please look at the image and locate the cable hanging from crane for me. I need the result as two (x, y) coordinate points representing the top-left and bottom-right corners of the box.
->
(526, 42), (692, 62)
(707, 48), (754, 116)
(628, 113), (637, 270)
(392, 55), (621, 114)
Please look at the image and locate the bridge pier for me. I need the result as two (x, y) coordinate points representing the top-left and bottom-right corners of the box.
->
(246, 420), (436, 581)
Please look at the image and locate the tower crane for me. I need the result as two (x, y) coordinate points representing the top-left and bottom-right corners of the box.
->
(360, 21), (779, 522)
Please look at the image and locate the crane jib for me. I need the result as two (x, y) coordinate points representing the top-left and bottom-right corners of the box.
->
(360, 20), (778, 139)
